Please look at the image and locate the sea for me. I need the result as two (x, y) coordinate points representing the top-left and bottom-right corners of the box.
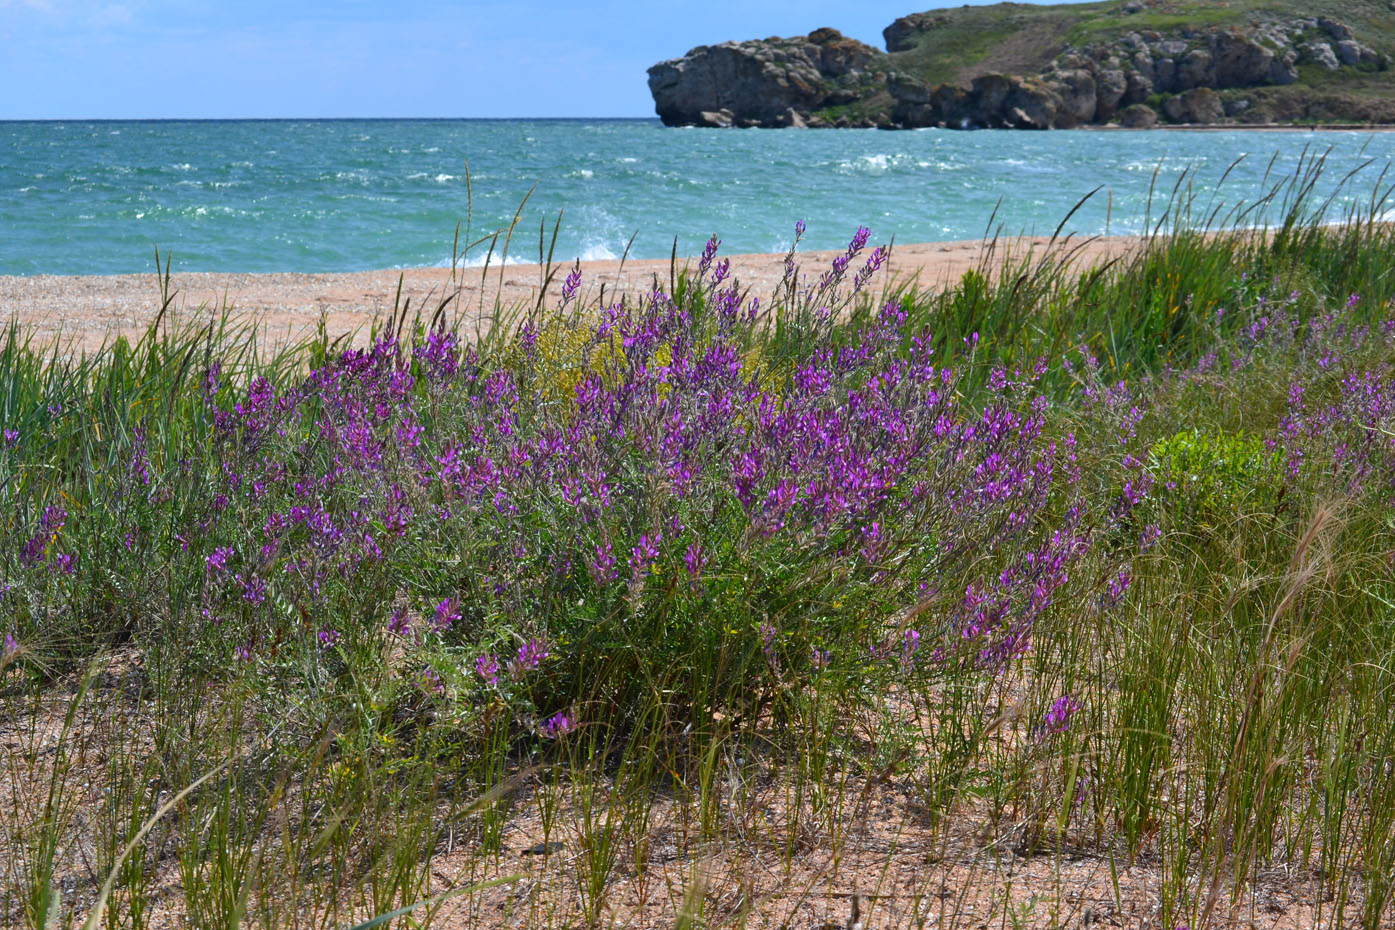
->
(3, 118), (1394, 276)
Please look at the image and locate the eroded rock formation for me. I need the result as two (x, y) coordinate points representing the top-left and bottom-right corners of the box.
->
(646, 28), (887, 128)
(647, 8), (1388, 129)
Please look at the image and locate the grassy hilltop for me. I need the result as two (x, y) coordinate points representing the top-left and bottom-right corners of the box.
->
(875, 0), (1395, 124)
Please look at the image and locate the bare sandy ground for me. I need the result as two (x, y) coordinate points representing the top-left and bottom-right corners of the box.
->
(0, 235), (1139, 355)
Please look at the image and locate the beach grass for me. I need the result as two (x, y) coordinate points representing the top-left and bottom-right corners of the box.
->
(3, 164), (1395, 929)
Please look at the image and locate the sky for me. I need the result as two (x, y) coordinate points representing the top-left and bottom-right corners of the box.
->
(0, 0), (1085, 119)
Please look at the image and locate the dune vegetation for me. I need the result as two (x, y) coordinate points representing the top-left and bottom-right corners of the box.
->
(3, 156), (1395, 928)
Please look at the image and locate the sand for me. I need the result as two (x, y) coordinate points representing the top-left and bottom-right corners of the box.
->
(0, 235), (1139, 355)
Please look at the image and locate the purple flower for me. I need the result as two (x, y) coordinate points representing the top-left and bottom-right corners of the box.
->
(2, 633), (18, 661)
(128, 427), (151, 487)
(588, 542), (617, 584)
(42, 505), (66, 532)
(1104, 569), (1131, 608)
(760, 622), (779, 667)
(421, 667), (446, 695)
(628, 532), (661, 576)
(710, 257), (731, 286)
(240, 574), (267, 605)
(902, 629), (920, 667)
(317, 629), (341, 648)
(433, 597), (461, 631)
(848, 225), (871, 254)
(859, 522), (884, 564)
(697, 235), (721, 276)
(475, 653), (500, 686)
(514, 638), (548, 673)
(202, 362), (222, 398)
(233, 641), (254, 663)
(415, 327), (460, 381)
(386, 607), (410, 637)
(2, 428), (17, 446)
(52, 552), (76, 575)
(540, 711), (576, 738)
(206, 546), (234, 574)
(683, 543), (707, 580)
(560, 259), (582, 304)
(1040, 694), (1081, 736)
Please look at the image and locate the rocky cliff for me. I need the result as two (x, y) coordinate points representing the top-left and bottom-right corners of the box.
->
(646, 28), (890, 128)
(647, 0), (1395, 129)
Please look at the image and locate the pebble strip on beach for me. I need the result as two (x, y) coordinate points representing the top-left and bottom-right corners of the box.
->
(0, 236), (1134, 355)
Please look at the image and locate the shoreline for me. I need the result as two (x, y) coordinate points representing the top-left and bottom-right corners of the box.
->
(0, 235), (1141, 354)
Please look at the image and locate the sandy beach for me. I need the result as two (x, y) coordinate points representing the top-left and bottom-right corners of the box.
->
(0, 234), (1139, 354)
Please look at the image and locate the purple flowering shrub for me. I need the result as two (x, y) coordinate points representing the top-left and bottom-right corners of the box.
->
(8, 213), (1395, 925)
(5, 224), (1392, 803)
(0, 230), (1134, 750)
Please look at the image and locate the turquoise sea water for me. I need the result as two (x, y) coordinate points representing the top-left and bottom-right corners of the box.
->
(3, 118), (1394, 276)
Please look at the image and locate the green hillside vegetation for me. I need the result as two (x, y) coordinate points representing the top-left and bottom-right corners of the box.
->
(892, 0), (1393, 82)
(887, 0), (1395, 124)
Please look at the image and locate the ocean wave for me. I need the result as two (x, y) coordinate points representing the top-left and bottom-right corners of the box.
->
(577, 242), (618, 261)
(836, 153), (922, 175)
(453, 253), (531, 268)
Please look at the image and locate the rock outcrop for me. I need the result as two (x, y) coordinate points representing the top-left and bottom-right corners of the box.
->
(1162, 87), (1225, 124)
(883, 12), (949, 53)
(647, 5), (1390, 129)
(646, 28), (886, 128)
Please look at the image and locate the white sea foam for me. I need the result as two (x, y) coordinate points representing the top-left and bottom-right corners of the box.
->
(567, 169), (595, 179)
(454, 253), (531, 268)
(578, 242), (618, 261)
(837, 153), (922, 175)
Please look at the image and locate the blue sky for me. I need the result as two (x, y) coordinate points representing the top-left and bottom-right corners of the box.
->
(1, 0), (1082, 119)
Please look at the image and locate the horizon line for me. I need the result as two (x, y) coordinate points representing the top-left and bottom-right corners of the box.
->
(0, 116), (664, 124)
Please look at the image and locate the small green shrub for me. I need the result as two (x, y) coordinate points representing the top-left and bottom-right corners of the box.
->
(1147, 428), (1283, 520)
